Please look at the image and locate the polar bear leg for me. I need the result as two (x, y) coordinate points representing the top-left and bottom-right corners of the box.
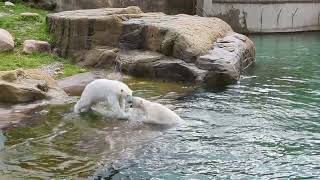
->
(119, 97), (126, 111)
(74, 99), (93, 113)
(108, 96), (128, 119)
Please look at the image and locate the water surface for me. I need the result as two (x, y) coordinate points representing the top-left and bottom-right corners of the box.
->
(1, 32), (320, 179)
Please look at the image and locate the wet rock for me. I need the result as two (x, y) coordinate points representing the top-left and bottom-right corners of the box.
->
(0, 69), (68, 104)
(23, 40), (51, 54)
(4, 1), (14, 7)
(117, 50), (207, 83)
(58, 71), (107, 96)
(196, 33), (255, 87)
(0, 28), (14, 52)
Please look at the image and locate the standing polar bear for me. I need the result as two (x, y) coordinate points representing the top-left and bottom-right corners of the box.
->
(74, 79), (133, 118)
(131, 96), (184, 125)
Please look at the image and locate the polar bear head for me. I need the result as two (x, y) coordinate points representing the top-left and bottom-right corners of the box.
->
(130, 96), (145, 109)
(119, 84), (133, 103)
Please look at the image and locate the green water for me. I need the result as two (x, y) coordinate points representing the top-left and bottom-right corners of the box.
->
(0, 32), (320, 179)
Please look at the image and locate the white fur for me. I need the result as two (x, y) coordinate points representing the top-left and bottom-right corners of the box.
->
(131, 97), (184, 125)
(74, 79), (133, 119)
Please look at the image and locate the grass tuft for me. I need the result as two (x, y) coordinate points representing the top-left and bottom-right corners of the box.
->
(0, 3), (86, 78)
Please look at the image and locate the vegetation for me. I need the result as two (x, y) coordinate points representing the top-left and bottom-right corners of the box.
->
(0, 3), (86, 77)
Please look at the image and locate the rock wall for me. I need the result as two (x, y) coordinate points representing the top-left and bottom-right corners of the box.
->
(55, 0), (196, 15)
(197, 0), (320, 33)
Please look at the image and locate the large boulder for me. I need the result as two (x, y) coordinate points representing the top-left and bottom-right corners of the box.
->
(23, 40), (51, 54)
(58, 71), (107, 96)
(47, 7), (255, 88)
(119, 14), (232, 62)
(197, 33), (255, 87)
(0, 29), (14, 52)
(0, 69), (68, 104)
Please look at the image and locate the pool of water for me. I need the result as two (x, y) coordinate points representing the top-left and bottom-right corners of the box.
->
(1, 32), (320, 179)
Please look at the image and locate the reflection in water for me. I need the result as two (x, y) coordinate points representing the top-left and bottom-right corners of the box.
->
(0, 32), (320, 179)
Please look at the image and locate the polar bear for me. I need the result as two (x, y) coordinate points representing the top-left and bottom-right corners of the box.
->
(74, 79), (133, 118)
(130, 96), (184, 125)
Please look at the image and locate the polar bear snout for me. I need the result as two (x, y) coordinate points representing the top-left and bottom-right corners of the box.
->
(125, 95), (133, 108)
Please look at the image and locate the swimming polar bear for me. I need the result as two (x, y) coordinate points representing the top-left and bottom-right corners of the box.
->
(130, 96), (184, 125)
(74, 79), (133, 118)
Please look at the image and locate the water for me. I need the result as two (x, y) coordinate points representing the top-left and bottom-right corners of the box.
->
(1, 32), (320, 179)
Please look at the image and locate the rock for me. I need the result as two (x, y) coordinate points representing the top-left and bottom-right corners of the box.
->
(4, 1), (14, 7)
(196, 33), (255, 87)
(73, 47), (119, 68)
(23, 40), (51, 54)
(47, 7), (255, 88)
(0, 82), (47, 103)
(47, 7), (143, 57)
(20, 13), (40, 21)
(0, 28), (14, 52)
(0, 69), (68, 104)
(120, 14), (232, 62)
(58, 71), (108, 96)
(117, 50), (207, 83)
(0, 13), (9, 17)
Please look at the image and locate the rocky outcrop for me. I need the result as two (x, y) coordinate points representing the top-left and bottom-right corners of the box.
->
(58, 71), (107, 96)
(47, 7), (255, 87)
(0, 29), (14, 52)
(23, 40), (51, 54)
(198, 33), (255, 87)
(0, 69), (68, 104)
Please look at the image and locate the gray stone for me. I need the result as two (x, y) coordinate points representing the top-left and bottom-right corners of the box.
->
(0, 28), (14, 52)
(58, 71), (107, 96)
(4, 1), (14, 7)
(196, 33), (255, 86)
(23, 40), (51, 54)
